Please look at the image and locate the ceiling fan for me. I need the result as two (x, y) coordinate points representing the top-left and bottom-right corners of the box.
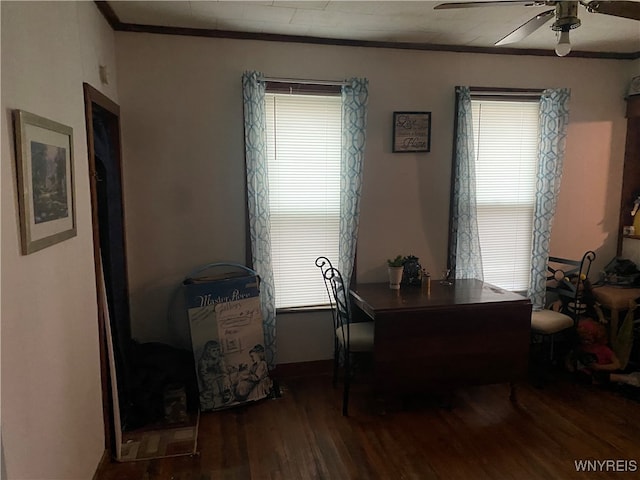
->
(434, 1), (640, 56)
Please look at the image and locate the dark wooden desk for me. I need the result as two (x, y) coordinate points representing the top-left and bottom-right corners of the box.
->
(350, 279), (532, 396)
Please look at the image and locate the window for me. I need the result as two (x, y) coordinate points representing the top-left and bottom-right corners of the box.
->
(471, 98), (539, 291)
(264, 91), (342, 309)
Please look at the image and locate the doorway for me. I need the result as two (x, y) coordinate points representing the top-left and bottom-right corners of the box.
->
(83, 83), (133, 456)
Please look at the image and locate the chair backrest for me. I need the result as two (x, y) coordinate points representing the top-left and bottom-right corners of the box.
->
(327, 266), (352, 349)
(546, 250), (596, 321)
(315, 257), (352, 345)
(316, 256), (340, 330)
(316, 255), (335, 308)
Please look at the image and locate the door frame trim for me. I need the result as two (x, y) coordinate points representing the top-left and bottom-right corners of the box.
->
(83, 82), (128, 457)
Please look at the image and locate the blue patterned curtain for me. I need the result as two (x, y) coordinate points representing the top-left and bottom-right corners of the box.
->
(528, 88), (571, 310)
(339, 78), (369, 287)
(242, 71), (277, 368)
(450, 86), (483, 280)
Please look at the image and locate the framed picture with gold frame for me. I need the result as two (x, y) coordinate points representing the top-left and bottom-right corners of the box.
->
(13, 110), (76, 254)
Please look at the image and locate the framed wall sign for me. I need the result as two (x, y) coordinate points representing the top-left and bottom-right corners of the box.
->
(393, 111), (431, 153)
(13, 110), (76, 254)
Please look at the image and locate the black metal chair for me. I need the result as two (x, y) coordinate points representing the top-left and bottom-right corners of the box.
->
(315, 256), (374, 416)
(530, 251), (596, 374)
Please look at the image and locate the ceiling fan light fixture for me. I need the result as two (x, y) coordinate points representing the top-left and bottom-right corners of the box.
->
(551, 15), (581, 31)
(435, 0), (640, 54)
(555, 29), (572, 56)
(551, 2), (580, 57)
(551, 1), (581, 31)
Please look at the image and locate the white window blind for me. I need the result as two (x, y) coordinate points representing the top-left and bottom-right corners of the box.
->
(471, 99), (539, 291)
(265, 92), (342, 309)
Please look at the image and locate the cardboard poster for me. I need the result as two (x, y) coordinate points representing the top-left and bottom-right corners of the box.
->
(184, 274), (272, 411)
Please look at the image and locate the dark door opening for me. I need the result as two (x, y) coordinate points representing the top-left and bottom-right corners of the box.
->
(83, 83), (132, 455)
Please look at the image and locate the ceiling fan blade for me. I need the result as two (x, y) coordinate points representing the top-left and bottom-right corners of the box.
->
(583, 1), (640, 21)
(495, 9), (555, 45)
(434, 1), (546, 9)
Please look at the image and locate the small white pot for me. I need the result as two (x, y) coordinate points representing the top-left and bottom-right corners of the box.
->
(388, 266), (404, 290)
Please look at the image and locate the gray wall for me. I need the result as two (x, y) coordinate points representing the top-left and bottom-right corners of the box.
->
(115, 33), (633, 363)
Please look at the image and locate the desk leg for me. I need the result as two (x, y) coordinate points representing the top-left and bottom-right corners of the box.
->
(609, 310), (620, 347)
(509, 382), (517, 403)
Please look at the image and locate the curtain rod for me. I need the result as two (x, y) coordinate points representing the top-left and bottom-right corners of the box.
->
(263, 76), (348, 86)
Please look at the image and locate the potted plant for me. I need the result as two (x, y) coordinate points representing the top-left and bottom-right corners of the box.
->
(387, 255), (405, 290)
(402, 255), (422, 287)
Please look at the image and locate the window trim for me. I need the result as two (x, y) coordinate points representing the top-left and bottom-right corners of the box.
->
(265, 82), (341, 96)
(245, 81), (341, 269)
(448, 87), (542, 290)
(247, 83), (344, 310)
(469, 86), (543, 98)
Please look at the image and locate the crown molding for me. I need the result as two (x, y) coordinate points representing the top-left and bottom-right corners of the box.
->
(95, 1), (640, 60)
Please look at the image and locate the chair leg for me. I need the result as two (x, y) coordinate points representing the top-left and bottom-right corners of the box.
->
(342, 352), (350, 416)
(529, 333), (548, 388)
(332, 341), (340, 388)
(532, 333), (562, 388)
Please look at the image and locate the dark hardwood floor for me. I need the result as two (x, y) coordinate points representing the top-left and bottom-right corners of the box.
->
(97, 372), (640, 479)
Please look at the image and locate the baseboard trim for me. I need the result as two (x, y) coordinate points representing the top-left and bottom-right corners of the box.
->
(272, 360), (333, 379)
(93, 448), (110, 480)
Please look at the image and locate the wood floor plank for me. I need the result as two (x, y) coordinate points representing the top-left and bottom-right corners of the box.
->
(97, 373), (640, 479)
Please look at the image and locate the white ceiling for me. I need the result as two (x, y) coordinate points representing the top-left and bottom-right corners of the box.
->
(108, 1), (640, 55)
